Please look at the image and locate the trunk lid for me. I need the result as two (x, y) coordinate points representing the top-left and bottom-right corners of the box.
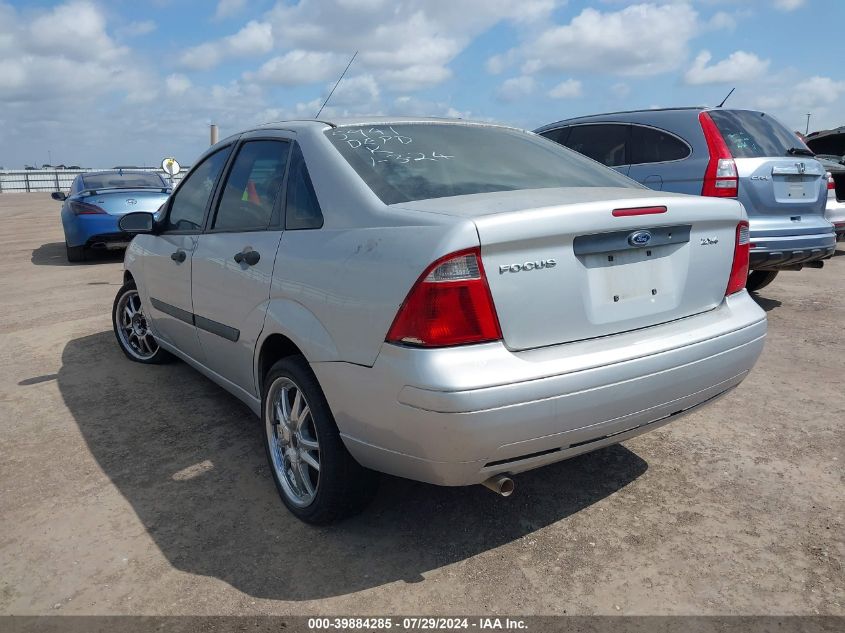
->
(735, 156), (827, 226)
(80, 189), (169, 216)
(705, 109), (828, 234)
(399, 188), (743, 351)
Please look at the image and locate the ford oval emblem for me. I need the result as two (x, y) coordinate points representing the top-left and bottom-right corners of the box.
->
(628, 230), (652, 247)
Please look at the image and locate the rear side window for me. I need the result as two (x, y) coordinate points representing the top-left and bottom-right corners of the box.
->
(708, 110), (807, 158)
(630, 125), (690, 164)
(285, 143), (323, 230)
(539, 127), (569, 145)
(564, 124), (629, 167)
(212, 140), (290, 231)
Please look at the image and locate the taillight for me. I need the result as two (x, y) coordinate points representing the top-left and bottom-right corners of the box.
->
(386, 247), (502, 347)
(827, 172), (835, 190)
(726, 221), (750, 296)
(69, 201), (107, 215)
(699, 111), (738, 198)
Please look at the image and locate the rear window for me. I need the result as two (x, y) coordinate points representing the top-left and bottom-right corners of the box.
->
(325, 124), (637, 205)
(81, 172), (165, 190)
(708, 110), (807, 159)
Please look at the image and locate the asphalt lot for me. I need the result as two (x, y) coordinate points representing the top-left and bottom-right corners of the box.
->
(0, 193), (843, 616)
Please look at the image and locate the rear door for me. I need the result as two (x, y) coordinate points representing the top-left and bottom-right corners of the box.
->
(143, 146), (232, 362)
(708, 109), (829, 237)
(627, 124), (694, 192)
(190, 134), (292, 396)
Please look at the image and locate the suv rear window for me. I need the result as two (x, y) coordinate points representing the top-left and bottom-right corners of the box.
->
(325, 123), (637, 205)
(708, 110), (807, 159)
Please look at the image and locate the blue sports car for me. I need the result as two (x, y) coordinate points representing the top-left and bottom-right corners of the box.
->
(54, 170), (171, 262)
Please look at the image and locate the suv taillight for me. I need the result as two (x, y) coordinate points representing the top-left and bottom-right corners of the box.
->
(386, 247), (502, 347)
(699, 111), (738, 198)
(827, 172), (835, 190)
(726, 221), (750, 296)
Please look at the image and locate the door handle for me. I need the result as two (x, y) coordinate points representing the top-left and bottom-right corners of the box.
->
(234, 250), (260, 266)
(170, 249), (187, 263)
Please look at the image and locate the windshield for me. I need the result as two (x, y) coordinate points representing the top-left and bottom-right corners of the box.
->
(708, 110), (809, 159)
(81, 172), (166, 190)
(325, 123), (638, 205)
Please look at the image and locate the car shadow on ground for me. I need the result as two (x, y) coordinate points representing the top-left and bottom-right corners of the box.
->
(834, 248), (844, 258)
(31, 242), (124, 266)
(56, 331), (648, 601)
(750, 292), (782, 312)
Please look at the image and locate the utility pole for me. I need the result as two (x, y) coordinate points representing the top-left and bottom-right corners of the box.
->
(805, 113), (811, 135)
(210, 124), (219, 146)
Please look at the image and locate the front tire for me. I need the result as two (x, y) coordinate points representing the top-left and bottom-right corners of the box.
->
(112, 280), (173, 364)
(66, 242), (85, 262)
(746, 270), (779, 293)
(262, 355), (378, 524)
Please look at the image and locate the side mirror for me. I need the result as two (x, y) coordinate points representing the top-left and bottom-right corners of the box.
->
(51, 192), (67, 201)
(119, 212), (156, 234)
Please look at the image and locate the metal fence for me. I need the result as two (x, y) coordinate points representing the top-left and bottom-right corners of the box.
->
(0, 168), (188, 193)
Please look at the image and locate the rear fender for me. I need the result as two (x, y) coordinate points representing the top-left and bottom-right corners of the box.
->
(254, 299), (340, 391)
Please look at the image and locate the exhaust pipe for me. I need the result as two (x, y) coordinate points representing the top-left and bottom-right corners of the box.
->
(482, 474), (514, 497)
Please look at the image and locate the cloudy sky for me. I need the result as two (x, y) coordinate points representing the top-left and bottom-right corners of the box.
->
(1, 0), (842, 168)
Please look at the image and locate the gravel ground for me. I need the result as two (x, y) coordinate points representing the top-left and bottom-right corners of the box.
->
(0, 193), (843, 616)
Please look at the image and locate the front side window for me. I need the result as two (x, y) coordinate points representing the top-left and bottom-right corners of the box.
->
(630, 125), (690, 164)
(564, 124), (629, 167)
(326, 123), (636, 205)
(164, 148), (230, 232)
(285, 143), (323, 229)
(212, 140), (290, 231)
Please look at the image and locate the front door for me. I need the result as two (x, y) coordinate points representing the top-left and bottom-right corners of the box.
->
(143, 146), (232, 362)
(191, 137), (291, 396)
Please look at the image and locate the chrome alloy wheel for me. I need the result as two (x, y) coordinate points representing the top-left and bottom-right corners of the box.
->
(116, 289), (159, 361)
(266, 377), (321, 507)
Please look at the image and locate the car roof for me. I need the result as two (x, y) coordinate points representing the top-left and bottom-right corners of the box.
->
(534, 106), (776, 133)
(251, 116), (519, 133)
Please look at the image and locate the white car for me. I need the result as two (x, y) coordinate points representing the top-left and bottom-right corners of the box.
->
(112, 118), (767, 524)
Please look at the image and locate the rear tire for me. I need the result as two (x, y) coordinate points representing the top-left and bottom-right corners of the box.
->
(262, 355), (378, 524)
(746, 270), (779, 293)
(66, 242), (85, 262)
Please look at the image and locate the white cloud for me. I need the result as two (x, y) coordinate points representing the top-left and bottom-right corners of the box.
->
(792, 76), (845, 110)
(774, 0), (806, 11)
(548, 78), (582, 99)
(214, 0), (247, 20)
(247, 50), (348, 85)
(179, 20), (273, 70)
(512, 3), (699, 77)
(165, 73), (192, 95)
(116, 20), (157, 38)
(264, 0), (558, 91)
(685, 50), (770, 85)
(0, 1), (149, 103)
(496, 76), (535, 102)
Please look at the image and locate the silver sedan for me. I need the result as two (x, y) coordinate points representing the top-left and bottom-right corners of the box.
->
(112, 118), (767, 524)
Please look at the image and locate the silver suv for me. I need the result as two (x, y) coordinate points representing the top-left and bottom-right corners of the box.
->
(113, 118), (766, 523)
(535, 108), (836, 292)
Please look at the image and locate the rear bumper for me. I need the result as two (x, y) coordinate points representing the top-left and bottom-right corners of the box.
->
(313, 292), (767, 486)
(748, 229), (836, 270)
(62, 213), (128, 249)
(825, 199), (845, 239)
